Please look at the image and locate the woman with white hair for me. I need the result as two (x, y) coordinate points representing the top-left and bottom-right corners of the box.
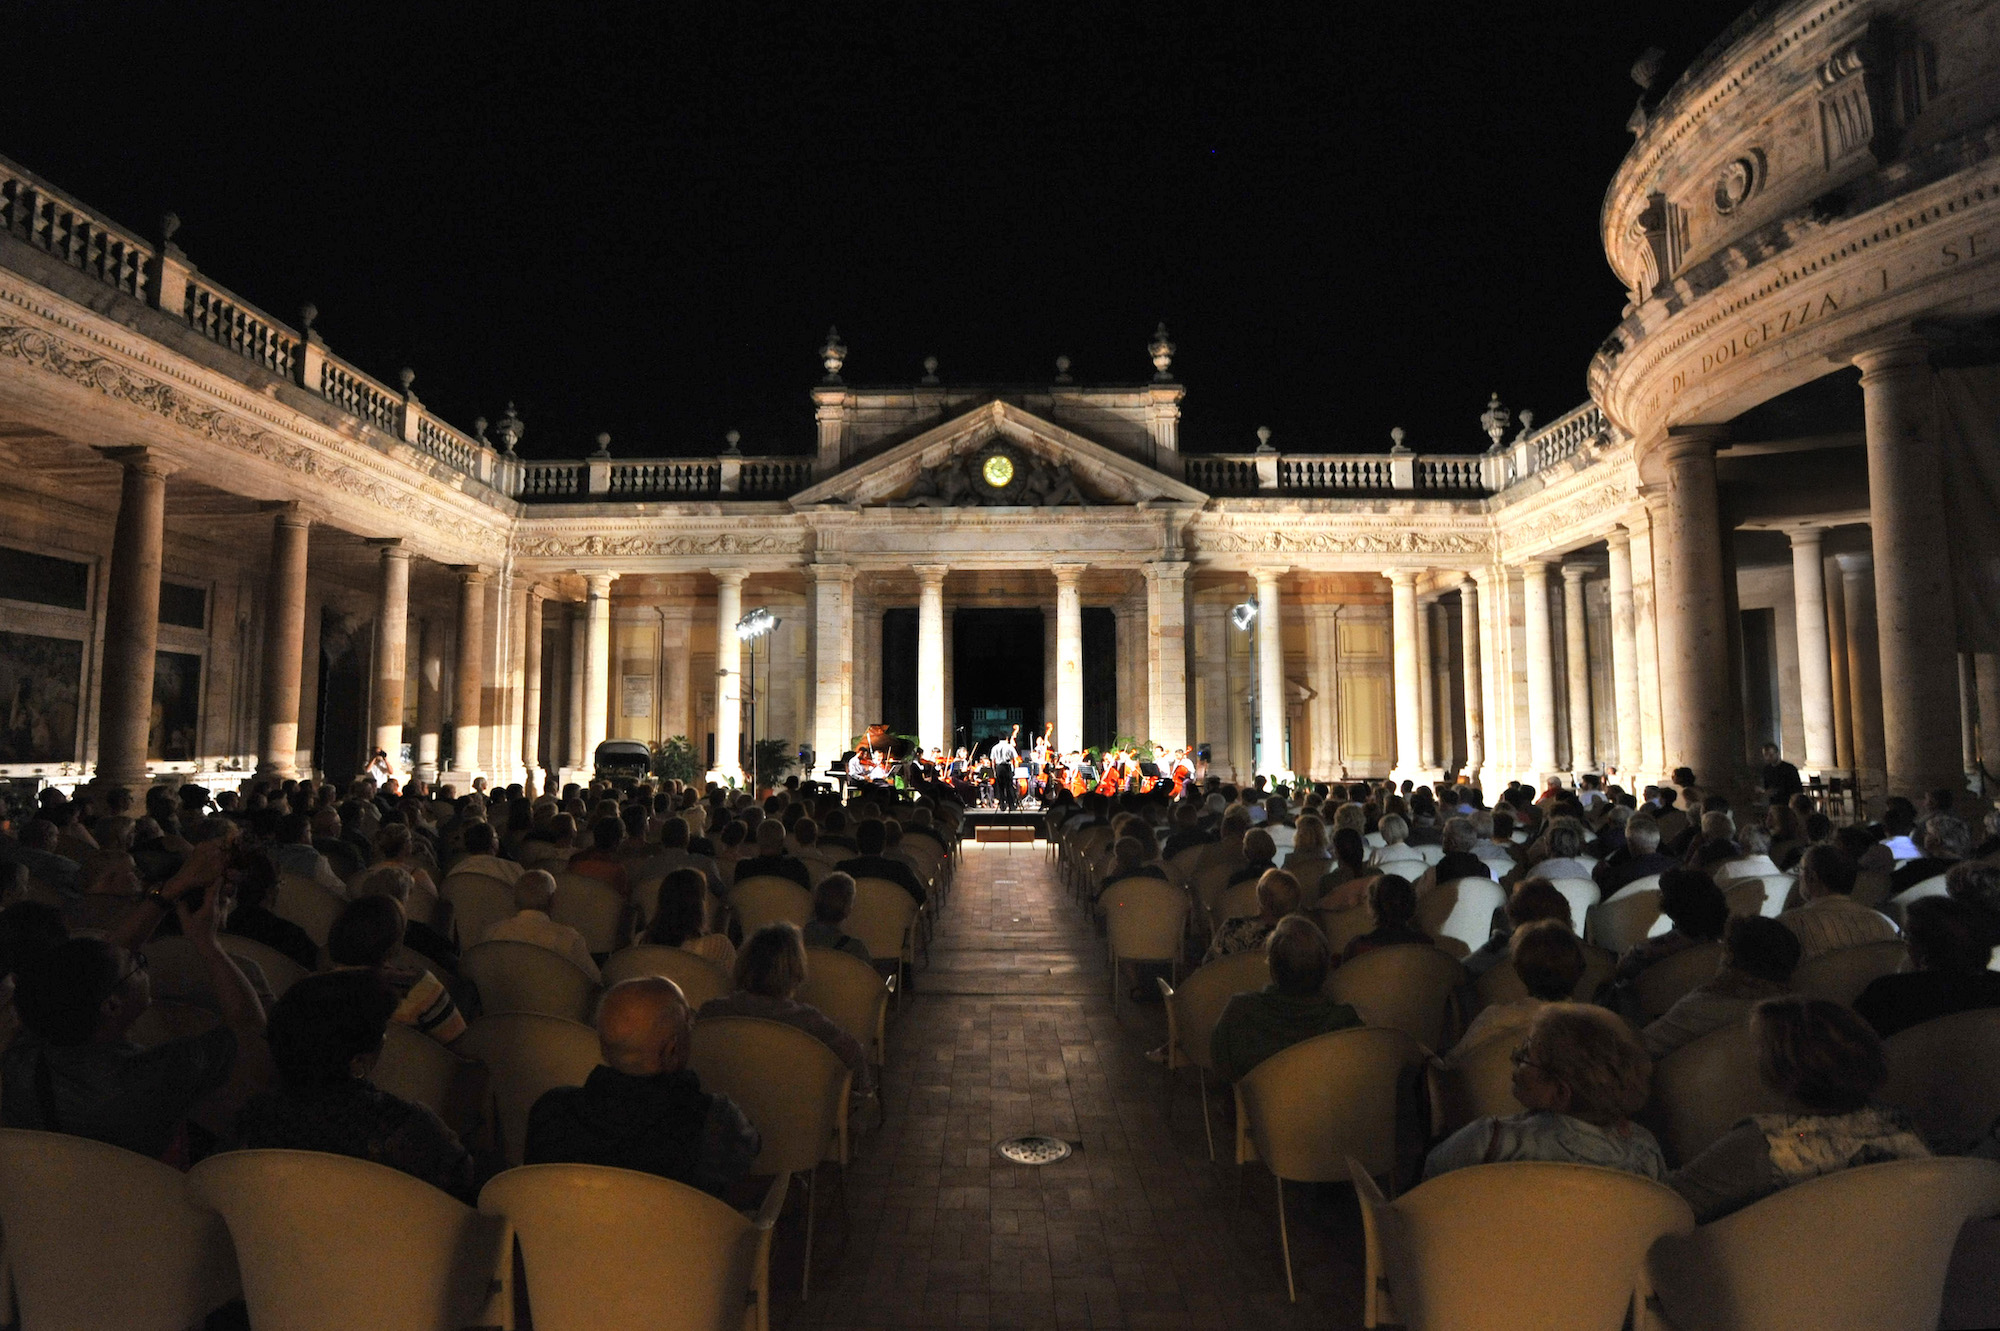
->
(1366, 814), (1426, 870)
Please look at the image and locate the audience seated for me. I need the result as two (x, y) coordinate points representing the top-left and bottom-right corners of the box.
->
(354, 864), (456, 975)
(834, 819), (927, 907)
(0, 817), (81, 897)
(1209, 915), (1360, 1083)
(275, 812), (347, 894)
(328, 895), (466, 1045)
(524, 975), (759, 1197)
(1278, 814), (1332, 883)
(481, 869), (601, 982)
(1366, 814), (1426, 871)
(1424, 1003), (1663, 1180)
(451, 820), (523, 883)
(1413, 817), (1490, 894)
(1205, 869), (1302, 964)
(1610, 868), (1730, 989)
(1666, 997), (1930, 1223)
(565, 817), (633, 898)
(1096, 836), (1166, 902)
(1340, 874), (1432, 962)
(220, 848), (318, 970)
(1711, 826), (1781, 885)
(1515, 817), (1595, 886)
(1888, 813), (1971, 895)
(696, 923), (873, 1094)
(1315, 827), (1376, 911)
(733, 818), (812, 889)
(1779, 844), (1898, 960)
(645, 867), (735, 970)
(1226, 828), (1279, 888)
(1879, 799), (1922, 862)
(802, 873), (871, 962)
(1462, 877), (1574, 980)
(1594, 816), (1673, 896)
(1642, 915), (1801, 1059)
(1853, 896), (2000, 1038)
(229, 969), (474, 1198)
(1446, 921), (1586, 1061)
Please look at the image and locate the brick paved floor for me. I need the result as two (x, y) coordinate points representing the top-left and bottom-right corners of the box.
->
(770, 840), (1367, 1330)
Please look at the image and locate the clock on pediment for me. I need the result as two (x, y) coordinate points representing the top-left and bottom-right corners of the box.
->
(972, 444), (1021, 500)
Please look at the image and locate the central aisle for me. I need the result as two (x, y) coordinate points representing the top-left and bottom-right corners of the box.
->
(774, 840), (1366, 1330)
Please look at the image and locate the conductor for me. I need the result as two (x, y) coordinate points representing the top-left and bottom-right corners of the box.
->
(989, 726), (1020, 810)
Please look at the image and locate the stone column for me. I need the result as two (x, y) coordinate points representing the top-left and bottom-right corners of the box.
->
(1383, 569), (1420, 781)
(1647, 428), (1736, 789)
(1855, 338), (1962, 800)
(521, 586), (544, 791)
(369, 540), (411, 774)
(1786, 527), (1839, 775)
(713, 569), (746, 782)
(1053, 564), (1087, 754)
(257, 508), (310, 780)
(1976, 654), (2000, 777)
(1521, 559), (1560, 780)
(581, 572), (615, 766)
(1562, 564), (1593, 775)
(810, 563), (855, 768)
(1252, 566), (1288, 776)
(94, 450), (174, 792)
(1458, 576), (1484, 779)
(450, 567), (487, 777)
(1144, 561), (1190, 754)
(415, 619), (442, 782)
(1826, 563), (1855, 772)
(1838, 552), (1887, 804)
(1605, 530), (1642, 778)
(1415, 592), (1436, 769)
(1961, 655), (1979, 780)
(565, 603), (587, 773)
(914, 565), (948, 755)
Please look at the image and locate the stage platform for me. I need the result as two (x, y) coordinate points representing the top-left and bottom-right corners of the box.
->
(961, 809), (1046, 842)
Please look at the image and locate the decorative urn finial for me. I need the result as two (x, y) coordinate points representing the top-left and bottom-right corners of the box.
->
(820, 326), (847, 382)
(591, 431), (613, 459)
(1054, 355), (1073, 384)
(398, 367), (416, 394)
(1390, 426), (1409, 454)
(494, 402), (525, 455)
(921, 356), (939, 385)
(1149, 323), (1176, 380)
(1255, 425), (1274, 453)
(1479, 392), (1512, 449)
(723, 429), (742, 455)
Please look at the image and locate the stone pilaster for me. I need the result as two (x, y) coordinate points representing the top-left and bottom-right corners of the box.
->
(1606, 530), (1642, 779)
(810, 563), (855, 767)
(581, 572), (615, 768)
(1838, 551), (1887, 807)
(914, 565), (948, 756)
(1458, 576), (1485, 780)
(1647, 428), (1737, 790)
(1521, 559), (1560, 781)
(415, 618), (442, 782)
(1387, 569), (1422, 782)
(1144, 560), (1190, 754)
(1053, 564), (1086, 754)
(95, 449), (176, 793)
(712, 569), (746, 783)
(257, 507), (310, 780)
(1253, 566), (1288, 776)
(1786, 527), (1838, 776)
(369, 539), (411, 775)
(450, 566), (487, 779)
(521, 585), (545, 791)
(1562, 563), (1593, 775)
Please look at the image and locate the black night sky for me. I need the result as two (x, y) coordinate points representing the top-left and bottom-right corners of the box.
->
(7, 2), (1751, 461)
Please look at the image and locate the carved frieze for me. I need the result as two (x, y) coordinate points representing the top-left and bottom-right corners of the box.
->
(1193, 527), (1488, 556)
(513, 530), (807, 559)
(0, 316), (506, 555)
(1499, 474), (1639, 557)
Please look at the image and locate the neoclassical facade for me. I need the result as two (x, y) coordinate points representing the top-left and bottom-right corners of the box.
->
(1, 0), (1997, 809)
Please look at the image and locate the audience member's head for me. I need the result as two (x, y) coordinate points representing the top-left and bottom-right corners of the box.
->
(1514, 1003), (1652, 1127)
(596, 976), (692, 1077)
(1511, 920), (1586, 1001)
(1544, 819), (1584, 860)
(1508, 878), (1576, 932)
(1722, 915), (1802, 985)
(734, 922), (809, 998)
(855, 819), (888, 856)
(1657, 868), (1730, 941)
(813, 872), (856, 925)
(513, 869), (558, 913)
(1904, 895), (1990, 975)
(1266, 915), (1333, 996)
(1242, 828), (1276, 865)
(15, 937), (146, 1045)
(1368, 874), (1417, 930)
(1798, 844), (1857, 899)
(1918, 814), (1972, 863)
(266, 969), (398, 1089)
(1441, 817), (1476, 855)
(1378, 814), (1409, 846)
(644, 868), (711, 946)
(1752, 996), (1887, 1115)
(326, 894), (406, 968)
(1254, 869), (1302, 920)
(1332, 827), (1367, 870)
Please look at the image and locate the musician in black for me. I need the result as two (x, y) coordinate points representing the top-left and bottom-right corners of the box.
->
(989, 728), (1020, 810)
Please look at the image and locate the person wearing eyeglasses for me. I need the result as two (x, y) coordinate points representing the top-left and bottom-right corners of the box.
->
(1423, 1003), (1665, 1182)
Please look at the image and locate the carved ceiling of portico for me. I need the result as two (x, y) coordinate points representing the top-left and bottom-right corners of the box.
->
(1492, 449), (1644, 562)
(0, 276), (510, 566)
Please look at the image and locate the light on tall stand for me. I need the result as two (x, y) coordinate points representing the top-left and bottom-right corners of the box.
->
(1231, 600), (1259, 777)
(736, 607), (780, 792)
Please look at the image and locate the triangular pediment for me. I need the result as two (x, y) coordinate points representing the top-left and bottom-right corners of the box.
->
(787, 400), (1209, 509)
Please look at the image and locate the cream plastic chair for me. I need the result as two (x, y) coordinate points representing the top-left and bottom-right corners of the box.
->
(1608, 873), (1663, 900)
(1415, 877), (1507, 953)
(846, 877), (919, 974)
(1853, 866), (1895, 909)
(1754, 874), (1797, 918)
(1886, 872), (1952, 925)
(145, 933), (305, 1009)
(1633, 939), (1725, 1020)
(1157, 948), (1270, 1160)
(1326, 943), (1464, 1052)
(1586, 887), (1671, 953)
(1722, 879), (1767, 918)
(1102, 877), (1189, 1008)
(455, 1011), (604, 1166)
(373, 1020), (487, 1139)
(442, 871), (518, 950)
(551, 872), (628, 954)
(1883, 1007), (2000, 1153)
(689, 1015), (852, 1297)
(1166, 844), (1206, 887)
(1545, 877), (1602, 928)
(1477, 943), (1617, 1007)
(1234, 1026), (1424, 1300)
(1317, 900), (1377, 953)
(187, 1149), (507, 1331)
(1355, 1160), (1694, 1330)
(799, 945), (893, 1072)
(1207, 879), (1262, 934)
(1646, 1019), (1789, 1166)
(1792, 938), (1910, 1006)
(480, 1164), (790, 1331)
(1427, 1031), (1524, 1138)
(1648, 1157), (2000, 1331)
(274, 872), (345, 947)
(731, 875), (815, 935)
(0, 1128), (239, 1331)
(460, 938), (600, 1023)
(602, 943), (733, 1009)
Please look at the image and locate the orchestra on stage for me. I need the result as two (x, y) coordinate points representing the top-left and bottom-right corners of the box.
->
(830, 719), (1202, 808)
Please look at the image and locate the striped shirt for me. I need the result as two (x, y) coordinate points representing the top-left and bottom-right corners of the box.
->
(1778, 895), (1899, 961)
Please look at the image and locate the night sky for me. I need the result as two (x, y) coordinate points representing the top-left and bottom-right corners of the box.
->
(7, 2), (1751, 461)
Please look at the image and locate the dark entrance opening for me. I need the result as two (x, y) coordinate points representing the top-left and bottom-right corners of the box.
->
(953, 608), (1044, 754)
(1082, 606), (1117, 752)
(314, 609), (367, 784)
(881, 608), (918, 742)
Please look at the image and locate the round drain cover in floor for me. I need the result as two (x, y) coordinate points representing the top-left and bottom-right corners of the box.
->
(995, 1135), (1073, 1165)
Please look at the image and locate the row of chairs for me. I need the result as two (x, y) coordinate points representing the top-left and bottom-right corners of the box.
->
(0, 1128), (792, 1331)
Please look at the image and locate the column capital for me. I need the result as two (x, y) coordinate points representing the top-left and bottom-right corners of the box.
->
(583, 571), (616, 597)
(1606, 525), (1633, 551)
(523, 582), (550, 603)
(1849, 332), (1930, 378)
(1384, 568), (1419, 587)
(912, 564), (950, 588)
(96, 445), (182, 479)
(366, 537), (411, 561)
(1560, 562), (1592, 585)
(807, 561), (854, 584)
(450, 563), (491, 585)
(1781, 523), (1829, 548)
(712, 567), (748, 589)
(261, 500), (311, 530)
(1458, 574), (1480, 594)
(1051, 562), (1088, 585)
(1656, 423), (1731, 462)
(1249, 565), (1288, 589)
(1143, 560), (1190, 581)
(1834, 550), (1875, 574)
